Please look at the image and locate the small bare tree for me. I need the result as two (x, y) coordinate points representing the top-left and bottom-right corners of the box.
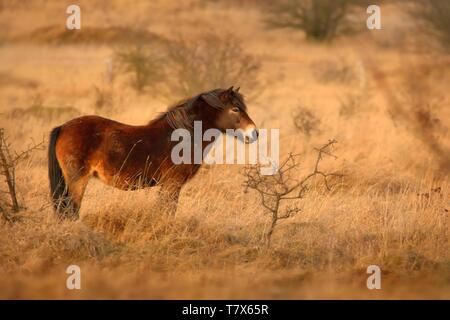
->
(243, 140), (339, 246)
(0, 129), (44, 221)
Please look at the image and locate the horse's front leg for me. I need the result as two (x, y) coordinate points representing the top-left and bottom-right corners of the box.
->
(158, 183), (182, 217)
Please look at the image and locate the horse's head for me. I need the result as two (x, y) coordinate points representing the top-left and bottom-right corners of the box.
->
(201, 86), (258, 144)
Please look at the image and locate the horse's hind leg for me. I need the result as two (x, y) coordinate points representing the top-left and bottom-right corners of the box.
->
(66, 174), (90, 219)
(58, 172), (90, 220)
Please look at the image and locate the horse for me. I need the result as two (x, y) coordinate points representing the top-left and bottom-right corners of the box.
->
(48, 87), (258, 219)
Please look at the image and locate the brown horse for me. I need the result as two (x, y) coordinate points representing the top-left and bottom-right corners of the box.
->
(48, 87), (258, 219)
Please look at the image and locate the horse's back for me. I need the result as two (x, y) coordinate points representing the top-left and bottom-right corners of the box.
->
(54, 115), (168, 189)
(61, 115), (127, 132)
(57, 115), (115, 155)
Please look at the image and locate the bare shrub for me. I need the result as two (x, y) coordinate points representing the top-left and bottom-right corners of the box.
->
(243, 140), (339, 246)
(113, 32), (261, 98)
(163, 33), (261, 100)
(0, 129), (44, 221)
(264, 0), (353, 41)
(114, 45), (165, 93)
(292, 105), (321, 137)
(409, 0), (450, 50)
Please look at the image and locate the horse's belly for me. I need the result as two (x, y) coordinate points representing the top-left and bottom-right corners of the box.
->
(92, 162), (160, 191)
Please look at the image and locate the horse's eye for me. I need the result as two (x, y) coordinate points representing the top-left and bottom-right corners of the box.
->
(232, 107), (240, 113)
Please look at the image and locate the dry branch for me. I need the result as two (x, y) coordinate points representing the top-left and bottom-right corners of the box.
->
(0, 128), (44, 218)
(243, 139), (339, 246)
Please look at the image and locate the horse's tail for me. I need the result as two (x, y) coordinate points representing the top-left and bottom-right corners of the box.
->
(48, 126), (69, 213)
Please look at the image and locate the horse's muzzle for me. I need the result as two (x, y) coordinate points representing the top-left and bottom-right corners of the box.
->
(244, 128), (259, 144)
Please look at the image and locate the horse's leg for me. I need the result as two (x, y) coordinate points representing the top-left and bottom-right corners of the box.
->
(63, 174), (90, 219)
(53, 157), (90, 220)
(54, 133), (92, 219)
(158, 182), (182, 217)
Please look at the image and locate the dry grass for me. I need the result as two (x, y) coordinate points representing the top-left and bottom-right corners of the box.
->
(0, 0), (449, 299)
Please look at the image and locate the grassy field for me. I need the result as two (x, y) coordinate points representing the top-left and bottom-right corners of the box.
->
(0, 0), (449, 299)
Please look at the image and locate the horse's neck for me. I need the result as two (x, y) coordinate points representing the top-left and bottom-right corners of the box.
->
(151, 111), (218, 149)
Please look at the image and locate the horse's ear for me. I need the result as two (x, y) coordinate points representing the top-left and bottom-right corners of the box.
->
(201, 92), (224, 109)
(226, 86), (234, 94)
(235, 87), (240, 93)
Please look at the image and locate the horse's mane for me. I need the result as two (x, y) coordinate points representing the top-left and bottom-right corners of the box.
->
(150, 88), (246, 130)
